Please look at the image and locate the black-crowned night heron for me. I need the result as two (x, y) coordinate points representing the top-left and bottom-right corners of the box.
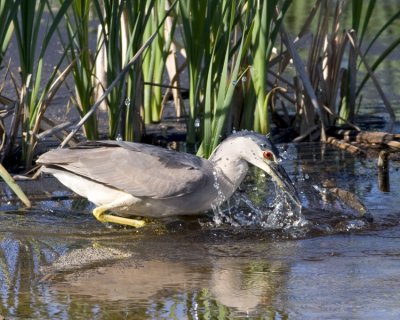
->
(37, 131), (300, 227)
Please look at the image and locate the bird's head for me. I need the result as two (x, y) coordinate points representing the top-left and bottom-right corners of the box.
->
(220, 131), (301, 206)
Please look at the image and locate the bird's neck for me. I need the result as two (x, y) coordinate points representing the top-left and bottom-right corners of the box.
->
(209, 149), (249, 201)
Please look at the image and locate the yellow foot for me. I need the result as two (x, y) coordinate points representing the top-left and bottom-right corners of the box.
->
(93, 207), (146, 228)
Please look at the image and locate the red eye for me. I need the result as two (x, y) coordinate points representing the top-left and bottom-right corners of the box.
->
(263, 151), (273, 160)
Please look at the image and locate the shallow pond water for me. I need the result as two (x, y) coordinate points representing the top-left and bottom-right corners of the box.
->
(1, 143), (400, 319)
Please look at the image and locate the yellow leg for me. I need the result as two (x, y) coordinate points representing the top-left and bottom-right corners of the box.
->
(93, 206), (146, 228)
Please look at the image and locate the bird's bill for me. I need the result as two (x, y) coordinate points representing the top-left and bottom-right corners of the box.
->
(261, 161), (302, 206)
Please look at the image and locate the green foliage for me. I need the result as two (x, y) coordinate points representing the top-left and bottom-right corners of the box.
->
(63, 0), (99, 140)
(352, 0), (400, 96)
(12, 0), (72, 168)
(92, 0), (155, 141)
(266, 0), (400, 140)
(0, 0), (20, 66)
(340, 0), (400, 125)
(0, 0), (399, 169)
(180, 0), (292, 156)
(0, 163), (30, 207)
(142, 0), (173, 124)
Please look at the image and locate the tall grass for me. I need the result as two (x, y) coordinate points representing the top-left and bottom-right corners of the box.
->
(197, 0), (249, 157)
(94, 0), (129, 139)
(92, 0), (155, 140)
(349, 0), (400, 127)
(0, 0), (20, 163)
(0, 0), (399, 171)
(265, 0), (399, 141)
(0, 0), (20, 67)
(142, 0), (173, 124)
(11, 0), (72, 168)
(0, 163), (30, 207)
(179, 0), (292, 156)
(63, 0), (99, 140)
(248, 0), (292, 135)
(178, 0), (217, 149)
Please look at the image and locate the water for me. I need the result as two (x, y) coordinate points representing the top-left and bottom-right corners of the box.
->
(1, 143), (400, 319)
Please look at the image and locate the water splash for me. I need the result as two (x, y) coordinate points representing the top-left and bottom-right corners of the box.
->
(259, 185), (307, 230)
(210, 180), (307, 230)
(277, 144), (297, 161)
(211, 170), (228, 226)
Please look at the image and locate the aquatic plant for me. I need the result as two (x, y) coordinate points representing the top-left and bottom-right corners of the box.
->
(62, 0), (99, 140)
(7, 0), (73, 168)
(142, 0), (174, 124)
(269, 0), (399, 141)
(0, 0), (399, 170)
(0, 0), (20, 159)
(179, 0), (292, 156)
(347, 0), (400, 127)
(92, 0), (153, 140)
(0, 163), (30, 207)
(0, 0), (19, 67)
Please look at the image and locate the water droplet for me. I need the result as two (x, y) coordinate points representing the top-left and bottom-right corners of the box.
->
(116, 134), (123, 141)
(242, 76), (247, 82)
(232, 80), (238, 86)
(194, 118), (200, 128)
(125, 98), (131, 107)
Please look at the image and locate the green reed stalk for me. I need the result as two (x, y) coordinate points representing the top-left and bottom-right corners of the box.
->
(60, 1), (176, 147)
(93, 0), (125, 139)
(197, 0), (250, 157)
(180, 0), (291, 156)
(354, 2), (400, 96)
(178, 0), (220, 149)
(122, 0), (156, 141)
(142, 0), (172, 124)
(338, 0), (400, 124)
(251, 0), (269, 134)
(249, 0), (292, 134)
(64, 0), (98, 140)
(340, 0), (376, 122)
(93, 0), (154, 140)
(12, 0), (72, 168)
(0, 0), (20, 163)
(0, 163), (31, 208)
(0, 0), (20, 67)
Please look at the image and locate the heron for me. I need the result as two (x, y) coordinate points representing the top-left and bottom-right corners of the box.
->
(37, 131), (301, 228)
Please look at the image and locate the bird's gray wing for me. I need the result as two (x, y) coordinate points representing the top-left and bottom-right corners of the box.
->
(37, 141), (212, 199)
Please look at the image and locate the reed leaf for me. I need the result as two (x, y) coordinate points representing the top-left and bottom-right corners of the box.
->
(356, 8), (400, 95)
(61, 0), (177, 147)
(142, 0), (172, 124)
(11, 0), (72, 168)
(0, 163), (31, 208)
(91, 0), (157, 140)
(197, 0), (250, 157)
(63, 0), (99, 140)
(340, 0), (400, 124)
(0, 0), (20, 66)
(178, 0), (220, 148)
(250, 0), (291, 134)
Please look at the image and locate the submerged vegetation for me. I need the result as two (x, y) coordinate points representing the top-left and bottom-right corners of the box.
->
(0, 0), (399, 175)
